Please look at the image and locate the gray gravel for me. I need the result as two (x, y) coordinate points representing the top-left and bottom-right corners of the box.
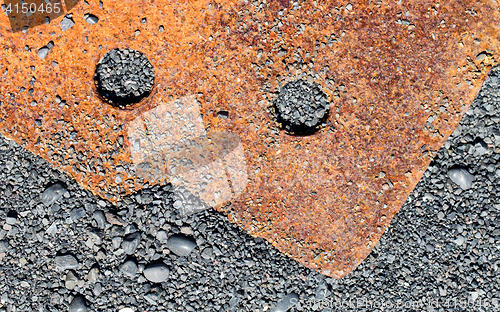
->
(1, 64), (500, 311)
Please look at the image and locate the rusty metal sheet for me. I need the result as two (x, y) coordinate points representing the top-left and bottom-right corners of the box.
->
(1, 0), (500, 279)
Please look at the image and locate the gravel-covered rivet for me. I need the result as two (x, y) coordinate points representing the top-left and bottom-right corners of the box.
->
(54, 254), (79, 270)
(167, 234), (197, 256)
(122, 232), (141, 255)
(143, 263), (169, 283)
(273, 79), (330, 135)
(120, 259), (138, 278)
(41, 182), (67, 206)
(94, 48), (155, 107)
(447, 166), (474, 190)
(270, 293), (299, 312)
(69, 295), (88, 312)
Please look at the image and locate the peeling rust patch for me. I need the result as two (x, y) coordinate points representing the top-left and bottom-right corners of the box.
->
(1, 0), (500, 278)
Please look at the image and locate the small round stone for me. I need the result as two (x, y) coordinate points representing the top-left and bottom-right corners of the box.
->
(166, 234), (197, 256)
(273, 79), (330, 134)
(120, 260), (138, 278)
(41, 182), (67, 206)
(143, 263), (169, 283)
(94, 48), (155, 107)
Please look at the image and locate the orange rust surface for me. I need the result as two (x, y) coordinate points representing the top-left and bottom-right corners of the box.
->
(1, 0), (500, 278)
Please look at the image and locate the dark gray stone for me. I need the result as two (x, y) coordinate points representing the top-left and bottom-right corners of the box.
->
(167, 234), (197, 256)
(46, 222), (57, 235)
(92, 210), (106, 229)
(474, 140), (488, 155)
(88, 267), (99, 283)
(69, 295), (87, 312)
(41, 182), (67, 206)
(70, 208), (86, 222)
(93, 283), (103, 296)
(112, 236), (123, 250)
(54, 254), (78, 270)
(156, 230), (168, 243)
(122, 233), (141, 255)
(454, 235), (466, 246)
(143, 263), (169, 283)
(65, 271), (78, 290)
(120, 260), (138, 278)
(201, 247), (214, 260)
(5, 210), (17, 225)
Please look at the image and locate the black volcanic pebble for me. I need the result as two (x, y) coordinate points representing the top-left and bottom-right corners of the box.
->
(94, 48), (154, 107)
(273, 79), (330, 134)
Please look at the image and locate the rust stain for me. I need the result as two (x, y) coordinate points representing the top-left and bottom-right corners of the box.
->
(1, 0), (500, 278)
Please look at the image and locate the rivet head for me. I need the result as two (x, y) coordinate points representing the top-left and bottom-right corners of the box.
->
(94, 48), (155, 108)
(273, 79), (330, 135)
